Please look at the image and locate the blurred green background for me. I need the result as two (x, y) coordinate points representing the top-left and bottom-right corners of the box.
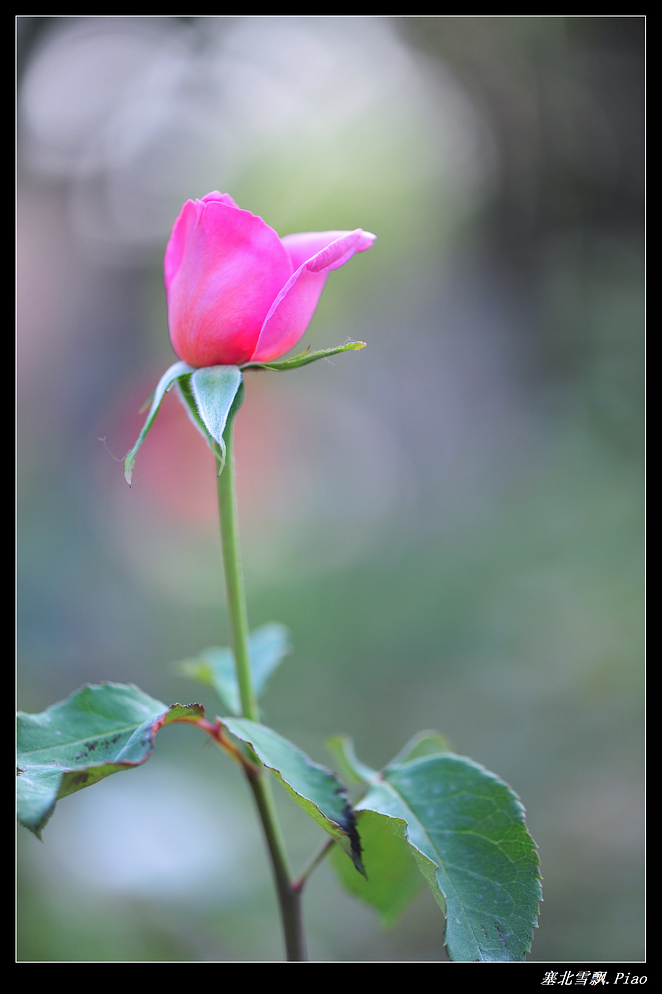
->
(17, 16), (644, 962)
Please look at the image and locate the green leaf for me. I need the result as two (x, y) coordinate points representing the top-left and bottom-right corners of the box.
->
(387, 730), (453, 766)
(241, 340), (366, 371)
(325, 731), (452, 786)
(180, 623), (291, 715)
(190, 365), (242, 449)
(222, 718), (364, 875)
(17, 684), (206, 837)
(329, 809), (425, 927)
(356, 754), (542, 961)
(124, 361), (195, 485)
(326, 735), (378, 786)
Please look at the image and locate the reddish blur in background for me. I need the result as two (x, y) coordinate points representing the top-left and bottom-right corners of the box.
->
(17, 16), (644, 962)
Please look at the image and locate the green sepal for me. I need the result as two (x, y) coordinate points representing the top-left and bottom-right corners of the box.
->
(189, 365), (242, 445)
(241, 340), (366, 372)
(175, 372), (215, 446)
(222, 718), (364, 876)
(124, 361), (195, 485)
(16, 683), (207, 837)
(179, 623), (291, 715)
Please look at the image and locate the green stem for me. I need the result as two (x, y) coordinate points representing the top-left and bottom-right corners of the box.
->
(216, 391), (258, 723)
(215, 387), (306, 962)
(246, 771), (307, 961)
(292, 838), (335, 894)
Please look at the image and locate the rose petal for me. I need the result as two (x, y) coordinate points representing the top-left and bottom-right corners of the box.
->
(281, 229), (376, 272)
(200, 191), (239, 208)
(167, 201), (293, 367)
(251, 229), (376, 363)
(164, 198), (197, 294)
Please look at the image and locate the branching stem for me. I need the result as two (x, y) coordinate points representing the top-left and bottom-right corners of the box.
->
(292, 838), (335, 894)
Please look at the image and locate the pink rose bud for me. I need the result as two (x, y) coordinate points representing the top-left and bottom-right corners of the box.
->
(164, 192), (376, 368)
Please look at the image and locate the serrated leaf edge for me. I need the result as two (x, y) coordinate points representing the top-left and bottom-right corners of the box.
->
(222, 718), (364, 875)
(358, 756), (541, 961)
